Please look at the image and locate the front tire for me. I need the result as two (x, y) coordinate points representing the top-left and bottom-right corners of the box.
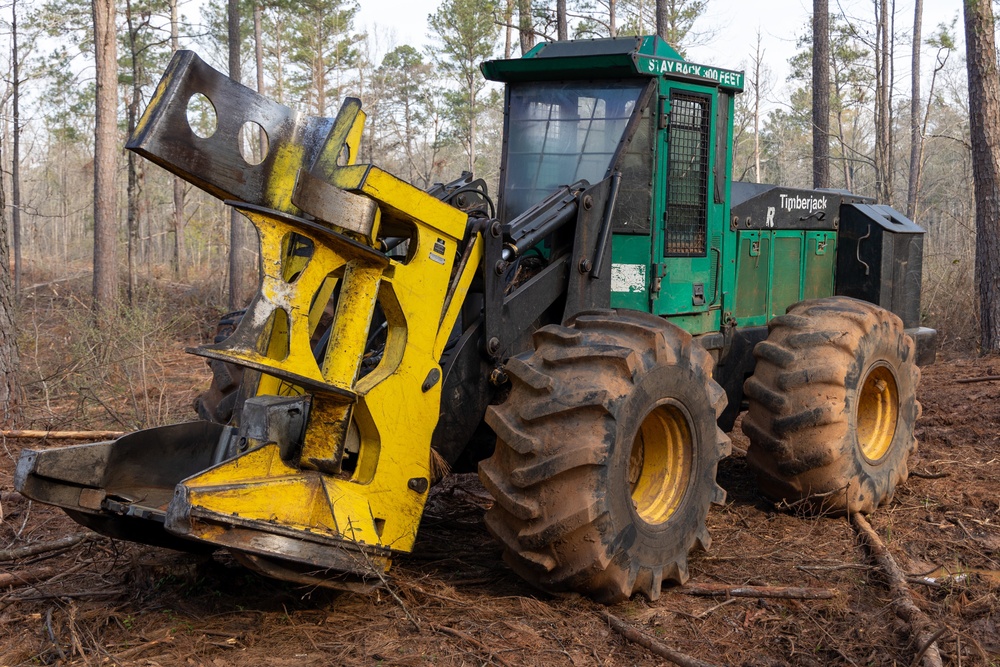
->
(742, 297), (920, 515)
(480, 310), (730, 604)
(194, 311), (246, 424)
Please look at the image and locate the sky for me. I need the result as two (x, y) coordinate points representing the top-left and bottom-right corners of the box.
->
(355, 0), (965, 102)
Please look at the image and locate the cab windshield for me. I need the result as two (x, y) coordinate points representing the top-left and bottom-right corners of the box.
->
(502, 80), (647, 219)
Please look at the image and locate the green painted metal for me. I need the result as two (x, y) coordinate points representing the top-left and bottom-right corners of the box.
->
(484, 37), (839, 338)
(771, 232), (803, 318)
(647, 79), (726, 334)
(733, 231), (769, 325)
(481, 36), (743, 92)
(730, 230), (839, 324)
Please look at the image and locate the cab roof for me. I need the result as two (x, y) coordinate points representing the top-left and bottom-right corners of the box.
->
(481, 36), (745, 92)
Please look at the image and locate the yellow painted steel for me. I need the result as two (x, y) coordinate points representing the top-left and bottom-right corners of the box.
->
(857, 364), (899, 463)
(174, 109), (473, 566)
(435, 235), (484, 359)
(629, 402), (693, 525)
(205, 206), (380, 393)
(328, 164), (468, 242)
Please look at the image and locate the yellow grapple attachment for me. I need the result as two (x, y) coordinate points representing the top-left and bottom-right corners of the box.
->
(16, 50), (479, 589)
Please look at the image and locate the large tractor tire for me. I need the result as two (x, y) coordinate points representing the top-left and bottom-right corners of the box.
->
(742, 296), (920, 515)
(480, 309), (730, 604)
(193, 311), (245, 424)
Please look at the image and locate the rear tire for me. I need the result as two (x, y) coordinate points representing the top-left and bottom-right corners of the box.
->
(480, 309), (730, 604)
(742, 297), (920, 515)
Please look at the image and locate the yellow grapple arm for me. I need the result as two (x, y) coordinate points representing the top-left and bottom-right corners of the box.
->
(130, 50), (483, 579)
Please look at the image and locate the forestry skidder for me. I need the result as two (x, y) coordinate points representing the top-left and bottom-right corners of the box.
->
(16, 37), (936, 603)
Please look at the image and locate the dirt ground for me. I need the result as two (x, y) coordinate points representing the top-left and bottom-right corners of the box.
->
(1, 283), (998, 666)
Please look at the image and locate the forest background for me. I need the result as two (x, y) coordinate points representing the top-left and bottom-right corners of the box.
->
(0, 0), (986, 428)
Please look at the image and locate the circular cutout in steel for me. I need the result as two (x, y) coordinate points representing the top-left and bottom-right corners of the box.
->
(186, 93), (217, 139)
(239, 121), (269, 165)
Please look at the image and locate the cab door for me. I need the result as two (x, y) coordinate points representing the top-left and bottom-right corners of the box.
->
(650, 82), (726, 335)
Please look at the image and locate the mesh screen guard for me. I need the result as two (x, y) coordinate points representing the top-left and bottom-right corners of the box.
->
(664, 92), (710, 257)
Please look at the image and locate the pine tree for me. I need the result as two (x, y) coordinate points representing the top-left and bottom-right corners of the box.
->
(92, 0), (119, 315)
(964, 0), (1000, 352)
(0, 132), (20, 426)
(653, 0), (706, 54)
(428, 0), (500, 174)
(378, 45), (437, 186)
(812, 0), (830, 188)
(286, 0), (362, 116)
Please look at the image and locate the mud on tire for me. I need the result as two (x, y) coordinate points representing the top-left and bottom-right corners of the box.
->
(742, 296), (920, 515)
(480, 309), (730, 604)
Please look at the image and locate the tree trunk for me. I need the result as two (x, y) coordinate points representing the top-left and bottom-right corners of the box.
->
(812, 0), (830, 188)
(227, 0), (256, 309)
(964, 0), (1000, 353)
(92, 0), (119, 315)
(655, 0), (669, 42)
(254, 5), (265, 96)
(557, 0), (567, 40)
(504, 0), (513, 58)
(874, 0), (893, 203)
(0, 107), (20, 427)
(273, 19), (285, 104)
(906, 0), (923, 219)
(517, 0), (534, 55)
(837, 110), (852, 191)
(468, 74), (476, 173)
(752, 32), (764, 183)
(11, 0), (21, 298)
(227, 0), (240, 95)
(912, 43), (950, 225)
(170, 0), (185, 280)
(254, 4), (266, 158)
(125, 0), (140, 305)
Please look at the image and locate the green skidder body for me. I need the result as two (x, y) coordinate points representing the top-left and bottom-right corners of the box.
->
(484, 36), (930, 341)
(479, 37), (936, 601)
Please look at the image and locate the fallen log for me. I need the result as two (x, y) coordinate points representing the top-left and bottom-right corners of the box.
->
(0, 565), (64, 588)
(680, 582), (837, 599)
(1, 429), (125, 440)
(852, 513), (944, 667)
(599, 611), (720, 667)
(955, 375), (1000, 384)
(111, 636), (175, 661)
(0, 533), (96, 562)
(0, 562), (89, 591)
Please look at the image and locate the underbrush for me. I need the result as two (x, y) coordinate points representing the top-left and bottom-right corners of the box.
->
(7, 249), (979, 432)
(921, 253), (978, 354)
(15, 269), (223, 431)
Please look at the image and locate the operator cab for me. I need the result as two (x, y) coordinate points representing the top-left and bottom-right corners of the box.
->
(483, 37), (745, 335)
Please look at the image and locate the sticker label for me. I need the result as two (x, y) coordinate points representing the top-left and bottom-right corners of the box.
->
(611, 263), (646, 293)
(430, 237), (447, 264)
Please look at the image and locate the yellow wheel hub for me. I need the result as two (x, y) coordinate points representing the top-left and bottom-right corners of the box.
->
(857, 364), (899, 462)
(628, 402), (692, 525)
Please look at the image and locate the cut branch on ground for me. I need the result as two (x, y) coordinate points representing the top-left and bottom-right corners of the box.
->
(679, 582), (837, 599)
(852, 513), (945, 667)
(599, 610), (721, 667)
